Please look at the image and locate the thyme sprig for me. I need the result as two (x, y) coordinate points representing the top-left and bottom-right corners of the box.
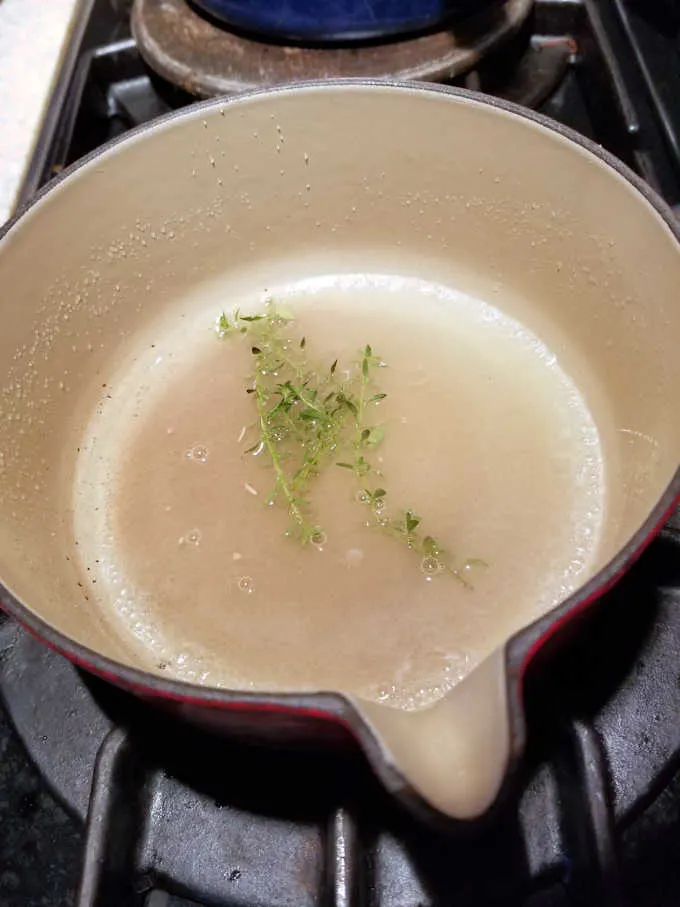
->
(217, 302), (358, 543)
(217, 300), (483, 583)
(340, 346), (479, 587)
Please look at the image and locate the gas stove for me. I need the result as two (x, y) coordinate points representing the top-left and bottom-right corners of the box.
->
(3, 2), (680, 905)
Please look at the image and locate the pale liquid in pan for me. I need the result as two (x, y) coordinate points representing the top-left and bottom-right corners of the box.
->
(74, 275), (605, 710)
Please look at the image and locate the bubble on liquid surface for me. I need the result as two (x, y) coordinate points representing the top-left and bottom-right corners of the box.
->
(377, 685), (396, 702)
(421, 556), (442, 576)
(270, 426), (288, 443)
(186, 445), (208, 462)
(238, 576), (254, 594)
(310, 530), (327, 549)
(179, 529), (202, 547)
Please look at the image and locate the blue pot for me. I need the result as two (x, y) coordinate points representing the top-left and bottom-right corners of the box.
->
(191, 0), (486, 43)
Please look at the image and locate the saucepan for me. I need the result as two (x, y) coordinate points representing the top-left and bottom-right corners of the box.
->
(0, 81), (679, 825)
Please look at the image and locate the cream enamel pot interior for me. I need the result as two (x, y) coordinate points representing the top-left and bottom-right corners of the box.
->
(1, 81), (680, 825)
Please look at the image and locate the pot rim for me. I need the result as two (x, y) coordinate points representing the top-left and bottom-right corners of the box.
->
(1, 79), (679, 814)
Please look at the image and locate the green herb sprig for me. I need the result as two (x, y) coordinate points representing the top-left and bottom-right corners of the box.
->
(338, 345), (479, 586)
(217, 302), (359, 543)
(217, 300), (484, 584)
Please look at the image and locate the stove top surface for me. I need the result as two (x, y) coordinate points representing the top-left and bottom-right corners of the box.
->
(3, 1), (680, 905)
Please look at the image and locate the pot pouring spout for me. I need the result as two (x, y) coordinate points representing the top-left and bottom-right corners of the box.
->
(356, 648), (513, 820)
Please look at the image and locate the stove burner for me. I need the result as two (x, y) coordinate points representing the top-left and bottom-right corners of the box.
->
(132, 0), (534, 99)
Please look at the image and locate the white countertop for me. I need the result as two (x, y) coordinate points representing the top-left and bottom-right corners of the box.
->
(0, 0), (82, 225)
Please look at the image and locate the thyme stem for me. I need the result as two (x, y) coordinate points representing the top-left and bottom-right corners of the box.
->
(253, 376), (306, 531)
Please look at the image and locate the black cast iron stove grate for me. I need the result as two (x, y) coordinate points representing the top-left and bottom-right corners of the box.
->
(3, 1), (680, 905)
